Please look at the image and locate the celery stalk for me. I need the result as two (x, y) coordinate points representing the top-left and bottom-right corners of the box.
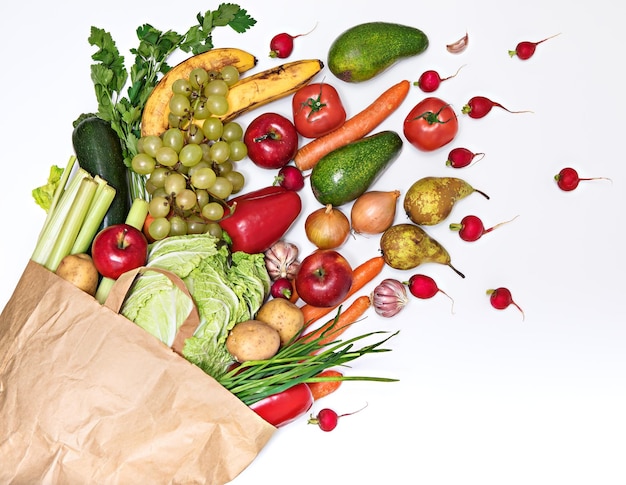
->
(70, 178), (116, 254)
(31, 167), (92, 265)
(38, 155), (77, 237)
(45, 177), (98, 272)
(125, 198), (149, 230)
(95, 277), (116, 304)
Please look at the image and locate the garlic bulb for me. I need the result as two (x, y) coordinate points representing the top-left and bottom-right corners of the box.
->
(371, 278), (409, 318)
(264, 240), (301, 280)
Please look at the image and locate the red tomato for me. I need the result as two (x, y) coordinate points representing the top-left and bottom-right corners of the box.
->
(403, 97), (459, 151)
(292, 83), (347, 139)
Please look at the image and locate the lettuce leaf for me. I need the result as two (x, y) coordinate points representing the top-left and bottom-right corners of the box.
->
(121, 233), (270, 379)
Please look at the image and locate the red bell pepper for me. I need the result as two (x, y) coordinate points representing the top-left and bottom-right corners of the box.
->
(219, 185), (302, 254)
(249, 382), (314, 427)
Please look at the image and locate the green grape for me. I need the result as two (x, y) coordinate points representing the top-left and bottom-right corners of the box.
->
(206, 95), (229, 116)
(175, 189), (197, 211)
(162, 128), (185, 153)
(149, 196), (171, 218)
(168, 216), (188, 236)
(193, 100), (212, 120)
(169, 93), (191, 117)
(204, 222), (223, 238)
(145, 178), (158, 195)
(196, 189), (210, 208)
(186, 215), (206, 234)
(189, 68), (209, 89)
(204, 79), (229, 97)
(225, 170), (245, 194)
(200, 143), (212, 162)
(151, 187), (168, 199)
(172, 78), (192, 96)
(179, 143), (203, 167)
(149, 167), (170, 188)
(220, 65), (240, 86)
(140, 135), (163, 157)
(228, 140), (248, 162)
(186, 124), (205, 145)
(222, 122), (244, 142)
(131, 153), (156, 175)
(210, 140), (230, 164)
(215, 160), (233, 175)
(202, 117), (224, 141)
(201, 201), (225, 221)
(190, 166), (217, 190)
(149, 217), (171, 241)
(167, 113), (184, 129)
(155, 146), (178, 167)
(188, 160), (210, 177)
(163, 172), (187, 195)
(211, 176), (233, 199)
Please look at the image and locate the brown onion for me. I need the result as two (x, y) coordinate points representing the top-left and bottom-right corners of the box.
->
(305, 204), (351, 249)
(350, 190), (401, 235)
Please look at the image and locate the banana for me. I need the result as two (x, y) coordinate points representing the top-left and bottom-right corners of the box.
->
(141, 47), (258, 137)
(218, 59), (324, 123)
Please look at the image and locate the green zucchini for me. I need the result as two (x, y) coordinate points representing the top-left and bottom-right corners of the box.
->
(72, 114), (131, 229)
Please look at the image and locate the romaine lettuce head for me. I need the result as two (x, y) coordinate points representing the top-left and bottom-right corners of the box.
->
(120, 234), (270, 379)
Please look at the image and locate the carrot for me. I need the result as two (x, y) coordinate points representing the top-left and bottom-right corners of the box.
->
(288, 283), (300, 304)
(300, 294), (371, 347)
(307, 370), (344, 400)
(294, 79), (410, 171)
(300, 255), (385, 329)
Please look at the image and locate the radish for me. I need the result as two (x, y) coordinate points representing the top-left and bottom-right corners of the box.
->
(414, 65), (465, 93)
(274, 165), (306, 191)
(270, 277), (293, 299)
(269, 24), (317, 59)
(449, 214), (518, 242)
(405, 274), (455, 313)
(509, 33), (561, 60)
(487, 287), (524, 320)
(446, 147), (485, 168)
(462, 96), (532, 119)
(554, 167), (611, 192)
(308, 403), (367, 432)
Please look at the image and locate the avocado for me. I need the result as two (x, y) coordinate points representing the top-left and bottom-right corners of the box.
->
(310, 130), (403, 206)
(328, 22), (429, 83)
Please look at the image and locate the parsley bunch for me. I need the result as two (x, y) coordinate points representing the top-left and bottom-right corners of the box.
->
(86, 3), (256, 200)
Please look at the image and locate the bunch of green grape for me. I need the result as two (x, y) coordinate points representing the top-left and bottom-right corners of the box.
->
(131, 65), (248, 241)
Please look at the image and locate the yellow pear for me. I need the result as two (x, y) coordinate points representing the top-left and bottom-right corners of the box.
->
(403, 176), (489, 225)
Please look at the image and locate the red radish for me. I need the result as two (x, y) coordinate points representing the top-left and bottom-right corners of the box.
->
(274, 165), (306, 191)
(414, 65), (465, 93)
(405, 274), (455, 313)
(449, 214), (519, 242)
(446, 147), (485, 168)
(308, 403), (368, 432)
(509, 33), (561, 60)
(269, 24), (317, 58)
(554, 167), (611, 192)
(487, 287), (524, 320)
(462, 96), (532, 119)
(270, 277), (293, 299)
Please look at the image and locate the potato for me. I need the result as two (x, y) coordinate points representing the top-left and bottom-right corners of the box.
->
(55, 253), (99, 296)
(255, 298), (305, 346)
(226, 320), (281, 362)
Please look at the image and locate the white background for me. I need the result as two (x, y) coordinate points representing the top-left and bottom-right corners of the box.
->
(1, 1), (625, 484)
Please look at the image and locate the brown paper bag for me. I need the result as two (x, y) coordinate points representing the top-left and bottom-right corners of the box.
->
(0, 260), (276, 485)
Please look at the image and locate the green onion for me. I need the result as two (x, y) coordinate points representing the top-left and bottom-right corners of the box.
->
(45, 176), (99, 272)
(70, 176), (116, 254)
(218, 311), (399, 406)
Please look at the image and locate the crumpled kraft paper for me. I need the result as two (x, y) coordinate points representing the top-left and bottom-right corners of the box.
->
(0, 260), (275, 485)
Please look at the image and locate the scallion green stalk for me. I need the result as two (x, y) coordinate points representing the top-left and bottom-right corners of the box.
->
(31, 167), (92, 265)
(70, 177), (116, 254)
(45, 177), (98, 272)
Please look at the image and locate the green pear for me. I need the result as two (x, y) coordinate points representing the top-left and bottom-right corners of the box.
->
(379, 223), (464, 277)
(403, 176), (489, 226)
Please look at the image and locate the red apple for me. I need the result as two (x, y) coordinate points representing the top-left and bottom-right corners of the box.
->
(91, 223), (148, 279)
(294, 249), (353, 307)
(244, 112), (299, 169)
